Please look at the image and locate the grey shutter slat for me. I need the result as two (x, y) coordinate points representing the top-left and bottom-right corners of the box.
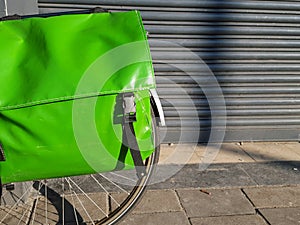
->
(37, 0), (300, 10)
(38, 0), (300, 143)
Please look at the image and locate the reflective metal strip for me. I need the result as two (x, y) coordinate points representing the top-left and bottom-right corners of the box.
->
(0, 0), (7, 17)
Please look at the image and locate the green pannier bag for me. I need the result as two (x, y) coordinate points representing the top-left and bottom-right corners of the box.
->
(0, 10), (155, 184)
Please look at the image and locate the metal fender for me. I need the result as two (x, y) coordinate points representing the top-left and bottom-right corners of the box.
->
(150, 89), (166, 127)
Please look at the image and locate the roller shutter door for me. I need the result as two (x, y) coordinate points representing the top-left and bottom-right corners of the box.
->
(38, 0), (300, 143)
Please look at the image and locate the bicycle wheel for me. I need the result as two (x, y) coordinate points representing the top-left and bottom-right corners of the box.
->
(0, 107), (160, 225)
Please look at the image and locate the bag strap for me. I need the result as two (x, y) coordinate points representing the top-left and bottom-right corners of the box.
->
(122, 93), (146, 178)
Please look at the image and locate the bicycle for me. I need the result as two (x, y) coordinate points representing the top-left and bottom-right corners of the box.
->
(0, 8), (164, 224)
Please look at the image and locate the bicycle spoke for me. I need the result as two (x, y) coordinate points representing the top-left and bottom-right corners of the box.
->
(66, 181), (80, 225)
(62, 178), (65, 225)
(0, 184), (34, 224)
(99, 174), (130, 194)
(66, 177), (108, 217)
(17, 204), (31, 225)
(90, 175), (121, 207)
(45, 180), (48, 225)
(65, 179), (96, 225)
(30, 181), (43, 224)
(109, 171), (138, 183)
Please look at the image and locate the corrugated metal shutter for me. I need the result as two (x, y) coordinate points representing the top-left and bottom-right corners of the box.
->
(0, 0), (6, 17)
(38, 0), (300, 143)
(1, 0), (38, 16)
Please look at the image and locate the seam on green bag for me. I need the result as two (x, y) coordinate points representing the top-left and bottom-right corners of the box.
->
(0, 86), (155, 111)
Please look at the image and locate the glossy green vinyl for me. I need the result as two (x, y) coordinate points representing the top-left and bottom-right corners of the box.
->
(0, 11), (155, 184)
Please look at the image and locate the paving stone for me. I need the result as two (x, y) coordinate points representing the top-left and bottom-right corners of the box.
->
(110, 192), (128, 213)
(0, 204), (33, 224)
(259, 207), (300, 225)
(243, 186), (300, 208)
(160, 143), (254, 165)
(133, 189), (182, 213)
(211, 143), (254, 163)
(63, 192), (107, 223)
(1, 182), (33, 206)
(285, 143), (300, 157)
(150, 163), (256, 190)
(240, 142), (300, 162)
(190, 215), (268, 225)
(33, 192), (107, 224)
(177, 189), (255, 217)
(159, 144), (202, 165)
(150, 161), (300, 190)
(241, 161), (300, 186)
(118, 211), (190, 225)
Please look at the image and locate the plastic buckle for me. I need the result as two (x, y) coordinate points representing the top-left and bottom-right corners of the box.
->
(122, 93), (137, 123)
